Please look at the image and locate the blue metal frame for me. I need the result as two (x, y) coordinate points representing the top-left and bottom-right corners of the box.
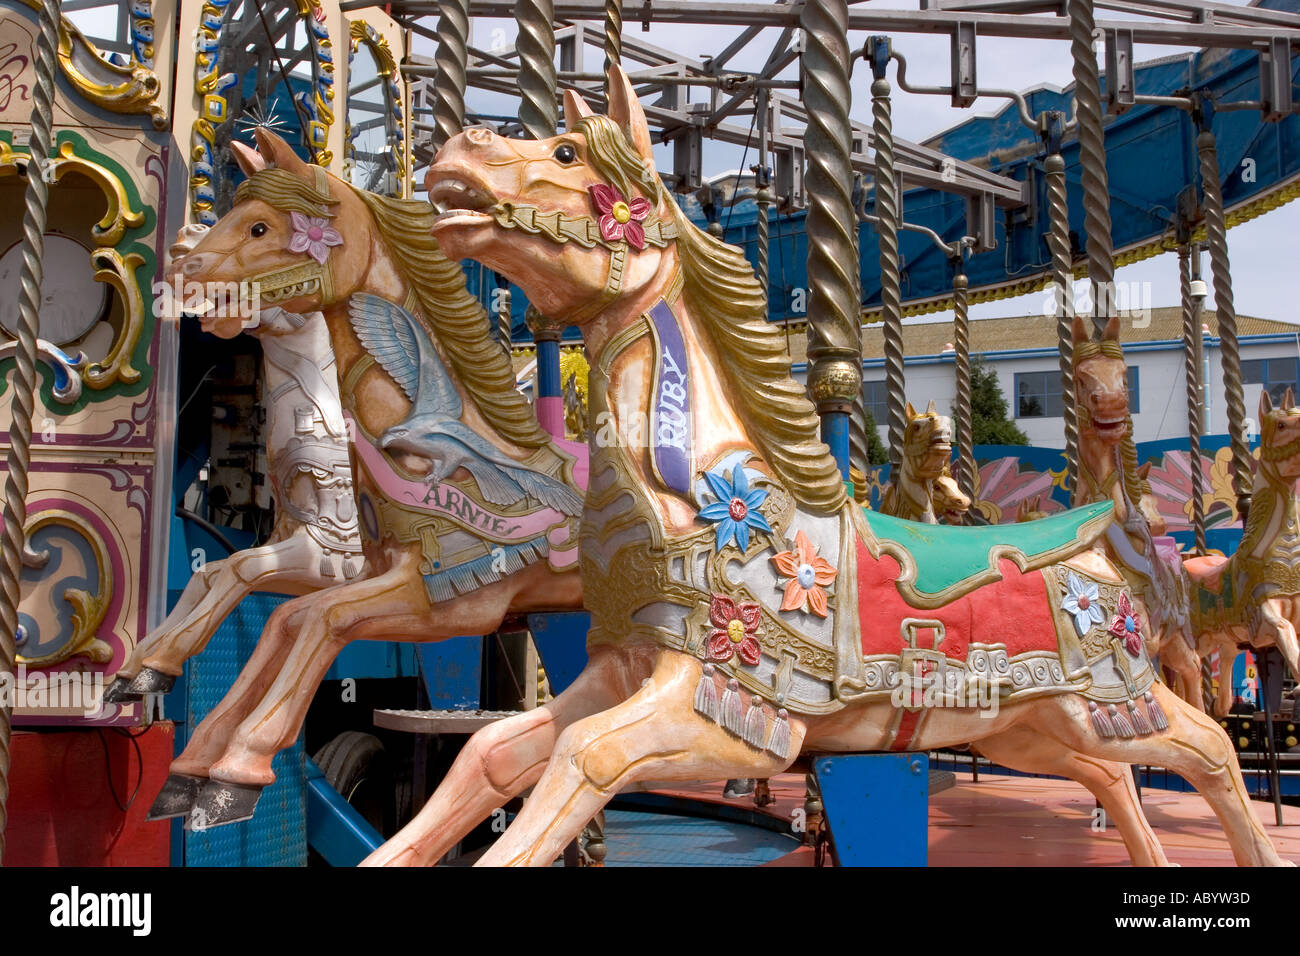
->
(814, 753), (929, 866)
(305, 758), (384, 866)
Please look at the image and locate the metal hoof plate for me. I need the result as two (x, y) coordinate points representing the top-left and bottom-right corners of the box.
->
(186, 780), (264, 830)
(101, 677), (142, 704)
(146, 773), (206, 822)
(126, 667), (176, 696)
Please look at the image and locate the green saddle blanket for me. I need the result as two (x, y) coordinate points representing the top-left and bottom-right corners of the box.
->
(861, 501), (1114, 606)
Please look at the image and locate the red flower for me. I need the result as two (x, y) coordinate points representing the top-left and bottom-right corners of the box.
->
(1108, 591), (1143, 657)
(706, 594), (762, 666)
(588, 183), (651, 250)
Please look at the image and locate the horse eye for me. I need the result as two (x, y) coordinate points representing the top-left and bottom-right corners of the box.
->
(251, 222), (268, 238)
(553, 143), (577, 164)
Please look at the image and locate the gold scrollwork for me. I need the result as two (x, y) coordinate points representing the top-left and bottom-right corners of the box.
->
(17, 508), (113, 667)
(346, 19), (406, 195)
(17, 0), (166, 128)
(0, 139), (149, 390)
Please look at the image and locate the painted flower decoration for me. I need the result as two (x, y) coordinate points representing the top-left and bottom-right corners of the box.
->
(706, 594), (762, 666)
(288, 212), (343, 265)
(589, 183), (651, 250)
(698, 463), (772, 552)
(1108, 591), (1143, 657)
(1061, 571), (1105, 636)
(771, 530), (837, 618)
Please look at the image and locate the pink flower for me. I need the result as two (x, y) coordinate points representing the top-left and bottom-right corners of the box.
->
(288, 212), (343, 265)
(588, 183), (651, 250)
(705, 594), (762, 667)
(1108, 591), (1143, 657)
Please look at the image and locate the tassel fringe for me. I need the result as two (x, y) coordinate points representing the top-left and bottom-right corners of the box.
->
(1110, 703), (1135, 739)
(767, 708), (791, 760)
(693, 664), (718, 722)
(743, 696), (767, 749)
(1089, 701), (1115, 739)
(1128, 699), (1153, 736)
(721, 679), (744, 736)
(1145, 691), (1169, 732)
(320, 554), (335, 578)
(342, 556), (360, 580)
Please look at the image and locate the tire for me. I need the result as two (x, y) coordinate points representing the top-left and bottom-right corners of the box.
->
(312, 731), (392, 835)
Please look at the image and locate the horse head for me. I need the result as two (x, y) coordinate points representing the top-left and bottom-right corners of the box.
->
(428, 65), (683, 333)
(171, 129), (375, 322)
(1072, 313), (1129, 446)
(931, 466), (971, 523)
(1258, 386), (1300, 482)
(901, 400), (953, 481)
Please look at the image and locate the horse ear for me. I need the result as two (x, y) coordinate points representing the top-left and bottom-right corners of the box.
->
(1260, 387), (1274, 419)
(1071, 313), (1090, 348)
(1285, 386), (1297, 410)
(230, 140), (267, 177)
(562, 89), (596, 130)
(905, 400), (916, 419)
(1137, 461), (1151, 480)
(254, 128), (311, 178)
(926, 399), (937, 415)
(1103, 313), (1121, 342)
(606, 64), (654, 164)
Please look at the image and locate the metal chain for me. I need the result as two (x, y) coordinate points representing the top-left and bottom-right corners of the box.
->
(1198, 129), (1251, 521)
(1180, 243), (1208, 554)
(432, 0), (470, 152)
(1067, 0), (1115, 334)
(1045, 151), (1079, 494)
(1, 0), (60, 863)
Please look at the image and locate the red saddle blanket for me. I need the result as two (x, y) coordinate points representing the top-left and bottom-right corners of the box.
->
(856, 539), (1061, 661)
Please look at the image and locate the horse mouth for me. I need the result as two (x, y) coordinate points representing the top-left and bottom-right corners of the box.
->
(1092, 415), (1126, 439)
(428, 174), (497, 227)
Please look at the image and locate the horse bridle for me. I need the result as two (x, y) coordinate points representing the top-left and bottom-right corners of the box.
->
(245, 167), (340, 306)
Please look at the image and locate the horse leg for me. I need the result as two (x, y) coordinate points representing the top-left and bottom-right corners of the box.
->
(477, 651), (802, 867)
(1258, 599), (1300, 686)
(208, 554), (521, 789)
(975, 726), (1170, 866)
(1034, 683), (1286, 866)
(1161, 629), (1206, 713)
(361, 647), (628, 866)
(109, 532), (332, 699)
(1213, 640), (1239, 718)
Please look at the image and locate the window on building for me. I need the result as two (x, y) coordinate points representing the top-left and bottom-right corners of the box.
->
(1016, 371), (1062, 418)
(1243, 357), (1300, 406)
(1017, 368), (1140, 418)
(863, 380), (889, 423)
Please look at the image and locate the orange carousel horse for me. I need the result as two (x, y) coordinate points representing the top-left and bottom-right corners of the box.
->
(364, 68), (1283, 867)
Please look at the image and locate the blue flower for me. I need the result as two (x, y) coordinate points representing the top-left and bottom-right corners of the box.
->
(698, 462), (772, 552)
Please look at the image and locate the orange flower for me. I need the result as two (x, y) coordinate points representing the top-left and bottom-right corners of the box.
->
(770, 530), (837, 618)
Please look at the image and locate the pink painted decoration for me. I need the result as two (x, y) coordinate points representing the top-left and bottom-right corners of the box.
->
(288, 212), (343, 264)
(588, 183), (650, 249)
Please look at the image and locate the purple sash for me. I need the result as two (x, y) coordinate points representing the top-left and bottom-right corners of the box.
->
(648, 300), (692, 495)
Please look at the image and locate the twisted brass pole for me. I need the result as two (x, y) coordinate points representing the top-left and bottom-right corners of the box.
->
(952, 270), (974, 516)
(432, 0), (470, 152)
(868, 49), (904, 473)
(1045, 150), (1079, 494)
(515, 0), (558, 138)
(603, 0), (622, 80)
(1198, 128), (1251, 520)
(1180, 243), (1207, 554)
(1067, 0), (1116, 334)
(1, 0), (60, 864)
(801, 0), (861, 480)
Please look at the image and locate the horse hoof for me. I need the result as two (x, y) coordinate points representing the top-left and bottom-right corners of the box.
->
(187, 780), (264, 830)
(146, 773), (206, 822)
(126, 667), (176, 696)
(101, 677), (142, 704)
(723, 778), (756, 799)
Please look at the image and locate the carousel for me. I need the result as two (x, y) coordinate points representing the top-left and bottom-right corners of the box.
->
(0, 0), (1299, 869)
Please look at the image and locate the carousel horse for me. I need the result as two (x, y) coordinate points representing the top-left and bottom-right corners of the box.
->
(104, 225), (364, 705)
(1071, 316), (1203, 709)
(931, 466), (972, 525)
(880, 401), (953, 523)
(148, 130), (588, 827)
(366, 68), (1282, 867)
(1188, 388), (1300, 717)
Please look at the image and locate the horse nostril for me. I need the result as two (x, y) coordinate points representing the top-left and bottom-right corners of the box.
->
(181, 255), (204, 276)
(466, 126), (494, 146)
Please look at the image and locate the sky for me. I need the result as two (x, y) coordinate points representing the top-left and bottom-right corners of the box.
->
(426, 0), (1300, 329)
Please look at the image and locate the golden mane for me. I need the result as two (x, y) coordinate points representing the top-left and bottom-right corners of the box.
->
(576, 116), (847, 513)
(233, 167), (549, 450)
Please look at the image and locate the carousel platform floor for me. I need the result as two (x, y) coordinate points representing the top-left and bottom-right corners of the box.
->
(619, 771), (1300, 867)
